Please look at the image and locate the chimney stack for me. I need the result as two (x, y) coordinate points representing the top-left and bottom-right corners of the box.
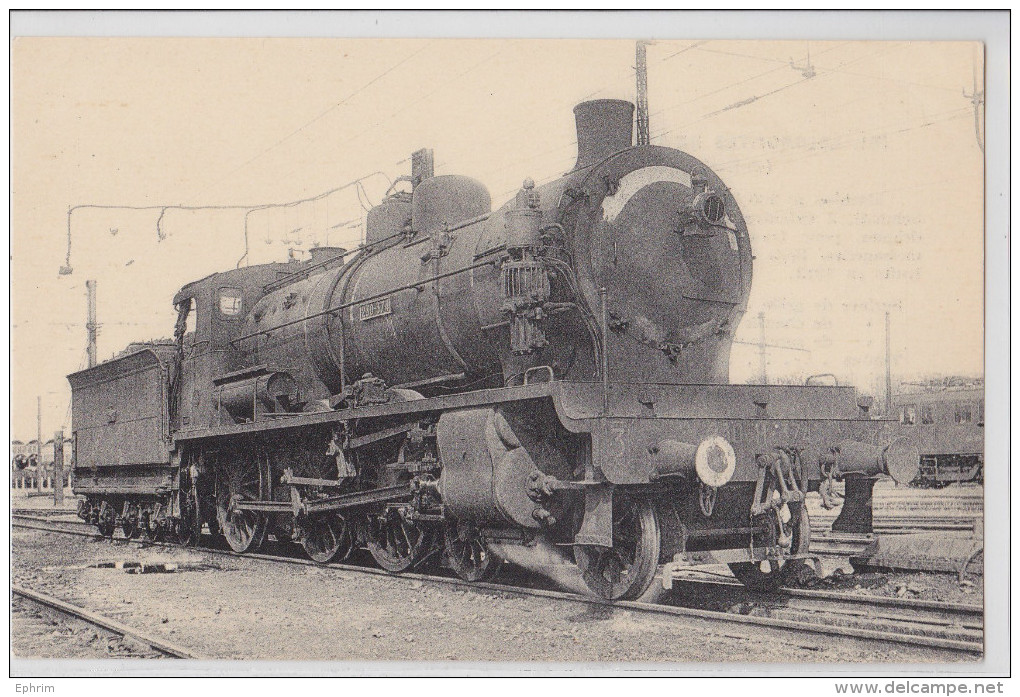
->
(572, 99), (635, 171)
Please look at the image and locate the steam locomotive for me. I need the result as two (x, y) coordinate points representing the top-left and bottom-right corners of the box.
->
(70, 99), (918, 600)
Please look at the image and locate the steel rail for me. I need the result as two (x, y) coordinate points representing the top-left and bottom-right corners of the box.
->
(666, 577), (982, 634)
(11, 584), (204, 659)
(14, 518), (982, 656)
(19, 509), (977, 532)
(11, 508), (81, 517)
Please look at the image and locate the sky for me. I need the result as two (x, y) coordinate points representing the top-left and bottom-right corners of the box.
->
(10, 37), (985, 439)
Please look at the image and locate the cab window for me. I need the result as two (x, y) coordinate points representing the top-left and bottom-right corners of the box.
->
(219, 288), (243, 318)
(954, 403), (972, 424)
(900, 405), (917, 425)
(920, 405), (934, 425)
(185, 298), (197, 335)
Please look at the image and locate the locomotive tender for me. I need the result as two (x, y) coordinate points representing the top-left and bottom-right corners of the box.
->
(70, 99), (918, 599)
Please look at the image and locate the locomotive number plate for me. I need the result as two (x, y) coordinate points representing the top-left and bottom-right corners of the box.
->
(358, 297), (393, 321)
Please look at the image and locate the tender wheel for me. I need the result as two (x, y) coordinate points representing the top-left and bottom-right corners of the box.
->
(301, 515), (353, 564)
(215, 448), (269, 554)
(143, 511), (164, 542)
(444, 520), (502, 582)
(97, 505), (117, 538)
(121, 506), (140, 539)
(365, 508), (431, 573)
(729, 505), (811, 591)
(574, 493), (661, 601)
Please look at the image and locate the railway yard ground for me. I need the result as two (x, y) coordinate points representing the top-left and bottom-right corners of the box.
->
(10, 483), (984, 666)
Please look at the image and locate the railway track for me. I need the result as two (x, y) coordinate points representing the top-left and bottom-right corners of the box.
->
(666, 576), (981, 649)
(14, 510), (979, 555)
(15, 509), (982, 532)
(810, 515), (981, 535)
(11, 584), (204, 659)
(13, 515), (983, 657)
(10, 507), (79, 517)
(810, 531), (878, 557)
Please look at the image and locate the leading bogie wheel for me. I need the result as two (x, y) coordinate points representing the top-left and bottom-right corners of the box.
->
(215, 449), (269, 554)
(573, 492), (661, 601)
(444, 519), (502, 583)
(729, 505), (811, 591)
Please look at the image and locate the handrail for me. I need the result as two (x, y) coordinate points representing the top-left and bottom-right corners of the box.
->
(262, 229), (412, 293)
(231, 258), (499, 347)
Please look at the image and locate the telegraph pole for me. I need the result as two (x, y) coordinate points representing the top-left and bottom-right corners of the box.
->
(86, 280), (97, 368)
(758, 312), (768, 384)
(636, 40), (651, 146)
(36, 396), (42, 493)
(884, 311), (892, 417)
(53, 430), (64, 505)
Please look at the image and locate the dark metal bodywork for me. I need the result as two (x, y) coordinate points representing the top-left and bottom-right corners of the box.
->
(68, 346), (181, 532)
(234, 105), (752, 404)
(68, 347), (174, 492)
(172, 379), (897, 541)
(67, 98), (914, 594)
(173, 264), (302, 432)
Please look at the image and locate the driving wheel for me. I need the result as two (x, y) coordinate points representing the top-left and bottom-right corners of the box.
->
(215, 447), (269, 554)
(301, 514), (353, 564)
(365, 508), (431, 573)
(574, 492), (661, 601)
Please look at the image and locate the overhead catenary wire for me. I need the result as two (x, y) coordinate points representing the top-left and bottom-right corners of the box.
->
(214, 42), (433, 186)
(61, 170), (394, 273)
(692, 42), (956, 95)
(710, 107), (973, 176)
(491, 44), (877, 199)
(578, 40), (706, 103)
(227, 39), (961, 218)
(57, 41), (975, 279)
(21, 41), (984, 447)
(266, 47), (506, 190)
(62, 40), (973, 267)
(494, 101), (966, 202)
(487, 42), (852, 193)
(651, 43), (901, 142)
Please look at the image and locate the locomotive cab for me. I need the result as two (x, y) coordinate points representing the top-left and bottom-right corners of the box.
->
(172, 263), (314, 431)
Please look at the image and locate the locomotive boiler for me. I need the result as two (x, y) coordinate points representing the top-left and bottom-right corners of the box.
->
(70, 99), (919, 600)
